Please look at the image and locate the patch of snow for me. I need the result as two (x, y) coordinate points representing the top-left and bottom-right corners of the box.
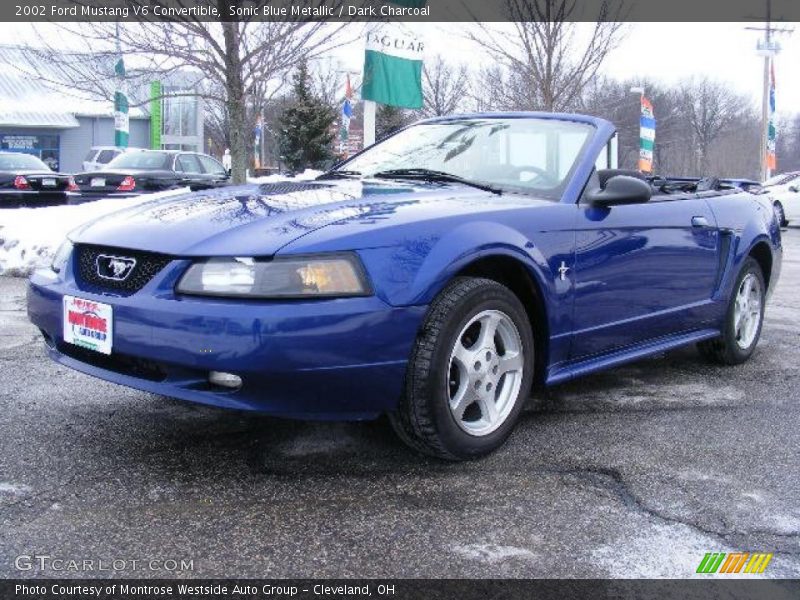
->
(0, 171), (322, 277)
(0, 188), (190, 277)
(766, 514), (800, 535)
(741, 491), (766, 503)
(451, 544), (537, 564)
(0, 482), (33, 496)
(591, 522), (782, 579)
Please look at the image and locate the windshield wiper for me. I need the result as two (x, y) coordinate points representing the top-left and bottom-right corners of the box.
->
(372, 168), (502, 195)
(316, 170), (362, 180)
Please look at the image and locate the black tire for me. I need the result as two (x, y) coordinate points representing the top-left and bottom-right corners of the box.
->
(389, 277), (535, 460)
(774, 201), (788, 228)
(698, 257), (766, 365)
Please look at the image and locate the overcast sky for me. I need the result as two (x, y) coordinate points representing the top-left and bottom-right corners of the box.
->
(335, 22), (800, 118)
(4, 21), (799, 117)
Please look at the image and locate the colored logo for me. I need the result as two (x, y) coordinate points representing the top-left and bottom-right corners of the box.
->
(696, 552), (773, 574)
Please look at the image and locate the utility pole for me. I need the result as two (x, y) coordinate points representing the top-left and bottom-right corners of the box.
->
(746, 0), (792, 180)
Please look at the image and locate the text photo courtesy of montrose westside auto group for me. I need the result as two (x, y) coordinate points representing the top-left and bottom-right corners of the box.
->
(0, 0), (800, 598)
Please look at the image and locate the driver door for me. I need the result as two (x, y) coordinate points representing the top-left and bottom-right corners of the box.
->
(569, 175), (721, 359)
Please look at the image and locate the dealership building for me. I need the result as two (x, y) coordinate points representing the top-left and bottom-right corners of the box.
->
(0, 45), (204, 173)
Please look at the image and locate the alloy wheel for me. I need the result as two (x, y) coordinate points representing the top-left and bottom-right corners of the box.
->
(733, 273), (763, 350)
(447, 309), (525, 437)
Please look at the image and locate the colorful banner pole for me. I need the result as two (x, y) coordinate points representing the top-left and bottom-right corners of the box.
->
(766, 61), (777, 174)
(253, 114), (263, 170)
(638, 96), (655, 173)
(113, 23), (129, 148)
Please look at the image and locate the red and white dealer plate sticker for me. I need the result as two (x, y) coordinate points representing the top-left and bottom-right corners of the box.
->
(63, 295), (113, 355)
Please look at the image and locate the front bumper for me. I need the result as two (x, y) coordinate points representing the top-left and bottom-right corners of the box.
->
(27, 259), (425, 420)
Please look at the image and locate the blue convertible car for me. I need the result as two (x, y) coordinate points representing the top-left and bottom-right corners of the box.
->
(27, 113), (782, 459)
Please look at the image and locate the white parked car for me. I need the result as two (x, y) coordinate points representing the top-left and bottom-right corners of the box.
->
(763, 171), (800, 227)
(82, 146), (144, 172)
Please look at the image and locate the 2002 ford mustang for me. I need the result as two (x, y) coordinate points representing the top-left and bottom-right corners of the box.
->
(27, 113), (782, 460)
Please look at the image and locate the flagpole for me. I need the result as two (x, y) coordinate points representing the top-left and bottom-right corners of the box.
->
(363, 100), (376, 147)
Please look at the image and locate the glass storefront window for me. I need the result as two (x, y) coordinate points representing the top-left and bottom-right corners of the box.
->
(0, 133), (60, 170)
(161, 88), (199, 138)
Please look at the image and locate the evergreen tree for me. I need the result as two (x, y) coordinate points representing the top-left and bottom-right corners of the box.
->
(376, 104), (417, 140)
(277, 61), (337, 172)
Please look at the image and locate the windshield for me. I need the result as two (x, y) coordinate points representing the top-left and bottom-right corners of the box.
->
(0, 153), (50, 171)
(107, 151), (172, 171)
(341, 118), (593, 197)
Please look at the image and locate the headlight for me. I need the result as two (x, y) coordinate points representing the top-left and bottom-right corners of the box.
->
(176, 254), (371, 298)
(51, 239), (74, 273)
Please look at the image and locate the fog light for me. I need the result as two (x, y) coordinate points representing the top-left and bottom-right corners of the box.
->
(208, 371), (242, 389)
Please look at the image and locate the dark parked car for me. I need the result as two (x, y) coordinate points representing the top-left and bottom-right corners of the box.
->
(0, 152), (78, 208)
(73, 150), (230, 201)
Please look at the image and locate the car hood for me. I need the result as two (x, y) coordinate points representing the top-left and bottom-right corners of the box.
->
(70, 179), (542, 256)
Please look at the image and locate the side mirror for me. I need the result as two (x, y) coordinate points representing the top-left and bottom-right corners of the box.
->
(586, 175), (652, 207)
(789, 185), (798, 193)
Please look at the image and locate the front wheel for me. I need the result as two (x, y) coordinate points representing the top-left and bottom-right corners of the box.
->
(774, 201), (788, 228)
(698, 257), (766, 365)
(389, 277), (534, 460)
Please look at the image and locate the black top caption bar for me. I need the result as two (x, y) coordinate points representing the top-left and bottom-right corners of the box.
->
(5, 0), (800, 22)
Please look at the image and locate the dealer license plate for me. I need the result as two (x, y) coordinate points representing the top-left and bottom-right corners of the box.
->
(63, 295), (113, 355)
(90, 177), (105, 187)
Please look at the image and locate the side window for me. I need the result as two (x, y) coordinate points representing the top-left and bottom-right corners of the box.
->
(198, 155), (227, 176)
(176, 154), (203, 174)
(84, 149), (98, 162)
(97, 149), (116, 164)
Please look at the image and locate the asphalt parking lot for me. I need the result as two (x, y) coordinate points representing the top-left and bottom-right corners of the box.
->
(1, 230), (799, 580)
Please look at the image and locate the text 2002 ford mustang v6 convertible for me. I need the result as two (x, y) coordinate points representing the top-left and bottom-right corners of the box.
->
(27, 114), (782, 460)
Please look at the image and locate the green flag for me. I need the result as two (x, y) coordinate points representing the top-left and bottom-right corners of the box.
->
(362, 24), (424, 109)
(114, 57), (129, 147)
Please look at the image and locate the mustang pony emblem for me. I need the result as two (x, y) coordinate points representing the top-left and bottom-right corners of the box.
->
(96, 255), (137, 281)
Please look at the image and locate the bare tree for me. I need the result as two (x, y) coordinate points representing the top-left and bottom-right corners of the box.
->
(469, 0), (626, 112)
(677, 77), (754, 174)
(421, 56), (470, 117)
(21, 2), (353, 183)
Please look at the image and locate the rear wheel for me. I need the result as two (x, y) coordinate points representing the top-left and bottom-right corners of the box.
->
(389, 277), (534, 460)
(698, 257), (765, 365)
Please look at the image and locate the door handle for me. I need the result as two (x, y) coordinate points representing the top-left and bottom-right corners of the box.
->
(691, 216), (710, 228)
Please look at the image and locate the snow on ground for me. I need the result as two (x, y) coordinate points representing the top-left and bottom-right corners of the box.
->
(451, 544), (538, 564)
(0, 188), (190, 277)
(0, 170), (322, 277)
(0, 482), (32, 496)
